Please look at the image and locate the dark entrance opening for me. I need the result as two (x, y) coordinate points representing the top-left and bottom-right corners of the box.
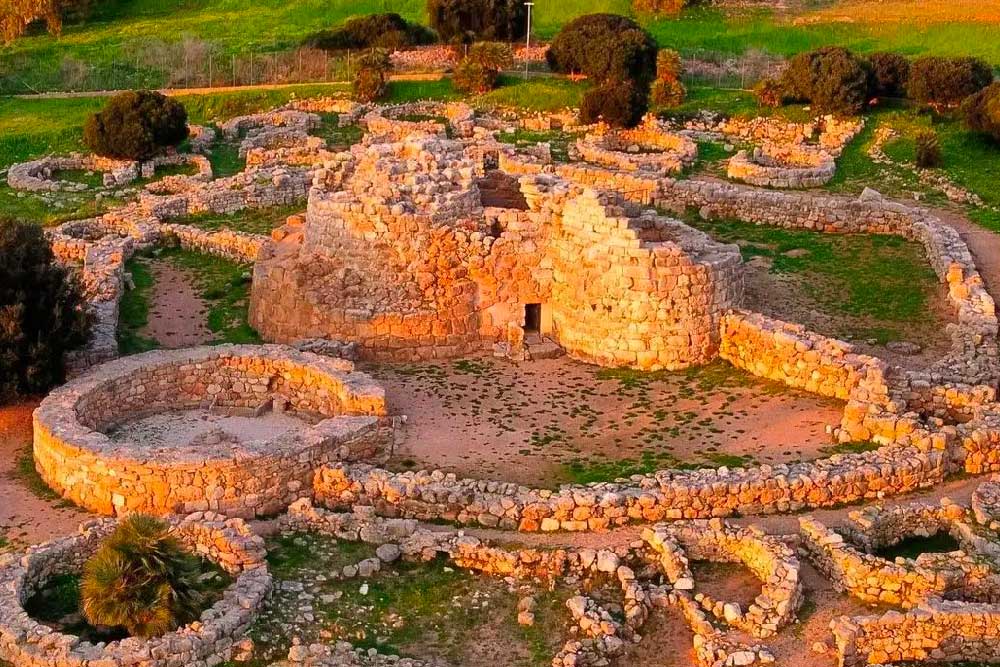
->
(524, 303), (542, 333)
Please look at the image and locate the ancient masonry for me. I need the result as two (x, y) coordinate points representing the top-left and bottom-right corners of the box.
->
(11, 95), (1000, 666)
(0, 512), (271, 667)
(33, 345), (390, 518)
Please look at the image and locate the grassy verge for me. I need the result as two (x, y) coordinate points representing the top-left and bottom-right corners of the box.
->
(170, 205), (300, 235)
(117, 247), (260, 354)
(688, 217), (942, 344)
(13, 447), (65, 503)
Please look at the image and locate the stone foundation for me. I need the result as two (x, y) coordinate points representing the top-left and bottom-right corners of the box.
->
(33, 345), (390, 518)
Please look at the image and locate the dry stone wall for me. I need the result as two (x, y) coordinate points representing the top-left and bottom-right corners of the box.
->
(33, 345), (391, 518)
(0, 513), (270, 667)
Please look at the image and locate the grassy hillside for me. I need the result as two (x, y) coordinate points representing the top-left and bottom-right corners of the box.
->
(2, 0), (999, 94)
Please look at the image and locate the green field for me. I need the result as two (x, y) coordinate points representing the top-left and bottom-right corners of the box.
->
(3, 1), (1000, 94)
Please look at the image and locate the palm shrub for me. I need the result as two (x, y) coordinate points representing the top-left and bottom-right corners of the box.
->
(915, 130), (942, 168)
(907, 56), (993, 108)
(650, 49), (686, 108)
(353, 49), (391, 103)
(962, 82), (1000, 142)
(81, 515), (204, 638)
(0, 219), (90, 403)
(453, 42), (513, 94)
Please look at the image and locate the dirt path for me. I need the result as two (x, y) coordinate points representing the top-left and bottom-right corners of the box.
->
(0, 402), (89, 548)
(141, 260), (213, 348)
(931, 207), (1000, 299)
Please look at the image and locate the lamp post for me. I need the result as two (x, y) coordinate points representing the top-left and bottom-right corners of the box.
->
(524, 2), (534, 80)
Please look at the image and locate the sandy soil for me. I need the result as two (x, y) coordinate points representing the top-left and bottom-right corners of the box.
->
(106, 408), (311, 451)
(372, 356), (845, 487)
(0, 402), (88, 549)
(140, 260), (213, 348)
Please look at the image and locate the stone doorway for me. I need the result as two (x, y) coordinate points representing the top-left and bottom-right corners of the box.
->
(524, 303), (542, 334)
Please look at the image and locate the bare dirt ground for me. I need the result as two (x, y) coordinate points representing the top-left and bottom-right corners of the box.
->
(106, 409), (311, 450)
(141, 260), (213, 348)
(372, 356), (846, 487)
(0, 402), (88, 549)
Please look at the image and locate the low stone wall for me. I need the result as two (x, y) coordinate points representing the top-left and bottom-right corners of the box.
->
(7, 153), (138, 192)
(574, 116), (698, 175)
(727, 144), (836, 188)
(33, 345), (391, 517)
(0, 512), (271, 667)
(832, 600), (1000, 667)
(361, 102), (476, 139)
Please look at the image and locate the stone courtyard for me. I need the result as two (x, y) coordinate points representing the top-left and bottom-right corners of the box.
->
(5, 91), (1000, 667)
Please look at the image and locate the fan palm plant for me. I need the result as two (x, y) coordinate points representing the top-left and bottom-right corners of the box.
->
(80, 515), (204, 638)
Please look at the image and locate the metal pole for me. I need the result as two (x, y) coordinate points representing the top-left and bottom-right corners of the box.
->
(524, 2), (534, 80)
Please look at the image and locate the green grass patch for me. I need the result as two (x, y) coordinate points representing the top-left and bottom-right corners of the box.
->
(117, 255), (159, 355)
(820, 441), (880, 457)
(476, 75), (588, 112)
(13, 447), (63, 502)
(312, 115), (364, 149)
(171, 205), (299, 235)
(498, 128), (577, 162)
(689, 218), (941, 344)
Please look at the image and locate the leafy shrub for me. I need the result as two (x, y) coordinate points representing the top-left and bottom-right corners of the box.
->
(580, 80), (648, 128)
(868, 52), (910, 98)
(83, 90), (188, 160)
(453, 41), (513, 94)
(1, 0), (95, 44)
(963, 82), (1000, 142)
(754, 78), (786, 108)
(303, 13), (436, 51)
(81, 515), (204, 638)
(427, 0), (526, 43)
(778, 47), (871, 115)
(453, 59), (496, 94)
(547, 14), (659, 89)
(907, 56), (993, 108)
(915, 130), (942, 168)
(354, 67), (388, 103)
(0, 219), (90, 403)
(632, 0), (689, 14)
(650, 49), (685, 107)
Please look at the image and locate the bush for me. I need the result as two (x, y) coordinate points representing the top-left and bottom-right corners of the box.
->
(963, 82), (1000, 141)
(580, 80), (648, 128)
(303, 13), (436, 51)
(907, 56), (993, 108)
(1, 0), (95, 44)
(632, 0), (689, 14)
(83, 91), (188, 160)
(354, 67), (388, 103)
(427, 0), (526, 43)
(467, 41), (514, 72)
(915, 130), (942, 168)
(650, 49), (685, 107)
(546, 14), (659, 89)
(754, 78), (786, 108)
(778, 47), (872, 115)
(453, 59), (496, 94)
(81, 515), (204, 638)
(0, 219), (90, 403)
(868, 52), (910, 98)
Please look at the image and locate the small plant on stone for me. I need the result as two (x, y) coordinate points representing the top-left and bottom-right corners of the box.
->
(80, 515), (204, 638)
(915, 130), (942, 168)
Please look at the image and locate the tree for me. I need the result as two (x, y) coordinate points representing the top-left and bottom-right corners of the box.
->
(0, 218), (90, 403)
(778, 46), (872, 115)
(453, 42), (513, 94)
(426, 0), (526, 43)
(868, 52), (910, 99)
(907, 56), (994, 108)
(963, 82), (1000, 142)
(353, 49), (391, 103)
(303, 13), (436, 51)
(0, 0), (95, 44)
(81, 515), (205, 638)
(580, 80), (648, 128)
(547, 14), (659, 89)
(650, 49), (686, 108)
(83, 90), (188, 160)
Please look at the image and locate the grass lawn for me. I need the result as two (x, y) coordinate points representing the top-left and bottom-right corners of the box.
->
(170, 205), (300, 235)
(688, 218), (942, 345)
(4, 0), (999, 95)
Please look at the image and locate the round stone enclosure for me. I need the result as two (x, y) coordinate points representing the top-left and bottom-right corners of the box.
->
(0, 513), (270, 667)
(33, 345), (390, 518)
